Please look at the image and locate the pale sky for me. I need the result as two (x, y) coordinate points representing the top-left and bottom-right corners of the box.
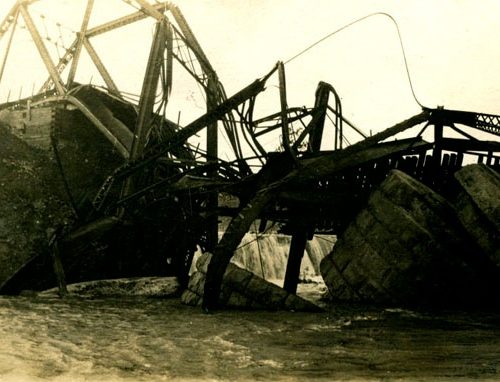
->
(0, 0), (499, 148)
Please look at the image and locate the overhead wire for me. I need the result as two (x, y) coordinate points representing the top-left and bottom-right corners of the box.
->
(284, 12), (426, 109)
(236, 221), (277, 251)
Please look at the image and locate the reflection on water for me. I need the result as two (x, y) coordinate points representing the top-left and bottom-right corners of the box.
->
(1, 292), (500, 381)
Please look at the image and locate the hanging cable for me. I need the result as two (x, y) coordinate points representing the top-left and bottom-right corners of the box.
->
(284, 12), (425, 109)
(236, 221), (277, 250)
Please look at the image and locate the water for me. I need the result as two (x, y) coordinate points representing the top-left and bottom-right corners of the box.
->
(1, 293), (500, 381)
(1, 235), (500, 381)
(230, 233), (334, 282)
(191, 233), (335, 284)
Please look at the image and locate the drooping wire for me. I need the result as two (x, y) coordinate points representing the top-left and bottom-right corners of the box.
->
(236, 221), (277, 251)
(315, 235), (337, 245)
(284, 12), (425, 109)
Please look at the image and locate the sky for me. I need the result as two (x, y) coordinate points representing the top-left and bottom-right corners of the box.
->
(0, 0), (499, 151)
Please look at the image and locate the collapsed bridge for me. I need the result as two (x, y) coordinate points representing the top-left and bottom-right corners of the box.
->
(0, 0), (499, 309)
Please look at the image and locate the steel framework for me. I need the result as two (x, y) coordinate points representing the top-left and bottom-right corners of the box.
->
(0, 1), (499, 308)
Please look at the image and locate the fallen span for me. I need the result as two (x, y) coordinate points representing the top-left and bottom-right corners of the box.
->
(0, 1), (498, 310)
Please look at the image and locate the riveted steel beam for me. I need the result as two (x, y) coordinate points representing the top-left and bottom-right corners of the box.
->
(67, 0), (94, 86)
(19, 4), (66, 95)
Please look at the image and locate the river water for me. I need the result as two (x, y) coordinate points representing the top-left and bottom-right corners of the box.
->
(1, 234), (500, 381)
(1, 290), (500, 382)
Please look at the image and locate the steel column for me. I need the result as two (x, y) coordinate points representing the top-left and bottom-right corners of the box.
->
(121, 20), (167, 198)
(308, 82), (330, 152)
(434, 121), (443, 166)
(67, 0), (94, 87)
(206, 74), (219, 250)
(19, 4), (66, 95)
(278, 62), (291, 154)
(129, 20), (167, 161)
(283, 229), (308, 294)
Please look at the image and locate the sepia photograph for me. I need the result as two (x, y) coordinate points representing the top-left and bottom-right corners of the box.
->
(0, 0), (498, 381)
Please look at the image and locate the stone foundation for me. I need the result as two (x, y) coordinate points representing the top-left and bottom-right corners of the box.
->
(320, 169), (498, 307)
(182, 253), (322, 311)
(454, 164), (500, 267)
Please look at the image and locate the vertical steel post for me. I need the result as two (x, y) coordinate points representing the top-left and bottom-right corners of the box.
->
(122, 20), (167, 197)
(206, 74), (219, 250)
(129, 20), (167, 161)
(67, 0), (94, 87)
(278, 62), (291, 154)
(434, 121), (443, 167)
(51, 241), (68, 297)
(308, 82), (330, 152)
(283, 229), (308, 294)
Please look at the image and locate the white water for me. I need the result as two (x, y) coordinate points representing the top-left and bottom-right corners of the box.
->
(192, 233), (336, 285)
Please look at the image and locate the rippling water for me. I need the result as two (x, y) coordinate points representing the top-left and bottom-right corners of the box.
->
(1, 289), (500, 382)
